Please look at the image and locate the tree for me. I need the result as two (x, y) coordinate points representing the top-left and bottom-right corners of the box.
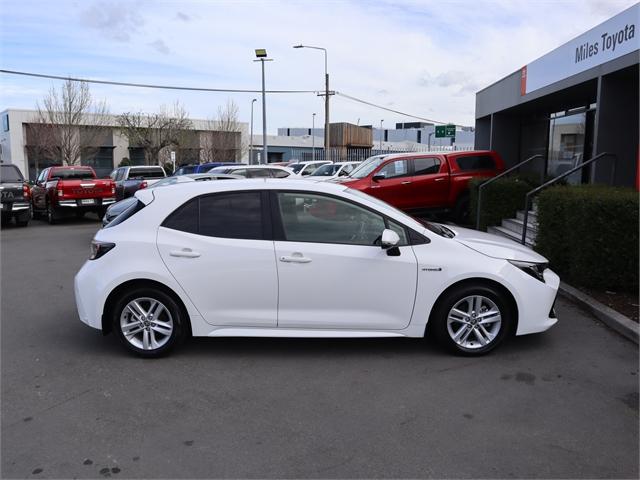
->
(200, 99), (244, 163)
(117, 102), (193, 165)
(34, 79), (110, 166)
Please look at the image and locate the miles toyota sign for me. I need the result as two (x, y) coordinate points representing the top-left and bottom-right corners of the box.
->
(521, 3), (639, 95)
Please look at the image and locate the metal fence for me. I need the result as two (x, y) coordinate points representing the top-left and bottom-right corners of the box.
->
(287, 145), (474, 163)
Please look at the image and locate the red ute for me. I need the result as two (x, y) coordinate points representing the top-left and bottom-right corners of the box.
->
(336, 150), (504, 222)
(30, 166), (116, 224)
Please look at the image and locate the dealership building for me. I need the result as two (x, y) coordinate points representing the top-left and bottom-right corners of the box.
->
(475, 4), (639, 187)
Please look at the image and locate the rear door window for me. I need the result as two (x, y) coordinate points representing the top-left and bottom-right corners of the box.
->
(162, 192), (264, 240)
(413, 157), (441, 175)
(455, 155), (496, 171)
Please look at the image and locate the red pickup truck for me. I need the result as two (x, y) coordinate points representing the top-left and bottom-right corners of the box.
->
(31, 166), (116, 224)
(336, 150), (504, 223)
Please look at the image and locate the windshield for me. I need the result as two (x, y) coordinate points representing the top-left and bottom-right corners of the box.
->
(50, 169), (95, 180)
(289, 164), (305, 174)
(349, 157), (385, 179)
(0, 165), (24, 182)
(311, 164), (340, 176)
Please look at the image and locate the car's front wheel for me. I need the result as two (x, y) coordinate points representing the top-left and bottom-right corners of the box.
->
(433, 284), (513, 355)
(112, 288), (187, 357)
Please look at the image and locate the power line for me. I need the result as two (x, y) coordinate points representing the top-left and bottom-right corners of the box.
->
(0, 69), (317, 94)
(336, 92), (467, 127)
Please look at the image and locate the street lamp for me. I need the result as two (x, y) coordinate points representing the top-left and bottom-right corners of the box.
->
(254, 49), (272, 164)
(249, 98), (257, 164)
(379, 119), (384, 150)
(293, 44), (331, 161)
(312, 113), (316, 162)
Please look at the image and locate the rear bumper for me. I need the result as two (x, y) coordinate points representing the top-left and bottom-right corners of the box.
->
(58, 198), (116, 208)
(1, 201), (30, 214)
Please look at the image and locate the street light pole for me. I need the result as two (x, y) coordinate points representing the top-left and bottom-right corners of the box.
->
(312, 112), (316, 162)
(379, 119), (384, 150)
(254, 49), (272, 165)
(250, 98), (257, 164)
(293, 44), (330, 161)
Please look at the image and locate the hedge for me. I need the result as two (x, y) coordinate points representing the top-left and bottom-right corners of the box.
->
(469, 176), (533, 231)
(536, 185), (639, 291)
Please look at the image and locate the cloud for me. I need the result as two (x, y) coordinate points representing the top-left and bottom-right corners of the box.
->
(176, 12), (190, 22)
(79, 1), (143, 42)
(148, 39), (170, 55)
(418, 71), (484, 96)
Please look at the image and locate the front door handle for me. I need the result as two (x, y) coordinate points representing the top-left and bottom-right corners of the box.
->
(434, 177), (445, 182)
(279, 253), (312, 264)
(170, 248), (201, 258)
(401, 181), (412, 185)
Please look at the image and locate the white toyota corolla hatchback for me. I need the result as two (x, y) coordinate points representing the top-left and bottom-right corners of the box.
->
(74, 179), (559, 357)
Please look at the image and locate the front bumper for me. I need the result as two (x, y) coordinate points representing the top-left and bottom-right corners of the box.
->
(513, 267), (560, 336)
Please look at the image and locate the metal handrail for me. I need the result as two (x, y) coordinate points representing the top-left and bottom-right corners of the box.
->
(475, 154), (544, 230)
(520, 152), (616, 244)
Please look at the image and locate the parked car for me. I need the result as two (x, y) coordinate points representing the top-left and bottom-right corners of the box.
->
(173, 162), (244, 176)
(0, 163), (31, 227)
(110, 166), (167, 201)
(75, 178), (559, 358)
(335, 150), (505, 223)
(306, 161), (360, 181)
(31, 166), (116, 224)
(102, 174), (242, 226)
(208, 165), (292, 178)
(288, 160), (331, 177)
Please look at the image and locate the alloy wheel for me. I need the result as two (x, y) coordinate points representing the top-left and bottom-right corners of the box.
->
(119, 297), (174, 351)
(446, 295), (502, 350)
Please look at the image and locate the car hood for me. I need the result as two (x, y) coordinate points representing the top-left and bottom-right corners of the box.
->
(449, 225), (548, 263)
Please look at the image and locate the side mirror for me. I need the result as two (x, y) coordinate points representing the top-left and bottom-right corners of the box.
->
(372, 173), (386, 182)
(381, 229), (400, 249)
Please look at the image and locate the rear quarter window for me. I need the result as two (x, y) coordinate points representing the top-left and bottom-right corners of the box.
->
(454, 155), (496, 171)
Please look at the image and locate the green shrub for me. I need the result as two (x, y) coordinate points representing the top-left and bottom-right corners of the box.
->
(536, 185), (639, 291)
(469, 176), (533, 231)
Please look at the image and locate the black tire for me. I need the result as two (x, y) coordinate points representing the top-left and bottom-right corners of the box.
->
(112, 287), (187, 358)
(46, 202), (58, 225)
(432, 284), (513, 356)
(75, 211), (85, 219)
(30, 203), (40, 219)
(96, 208), (107, 221)
(15, 212), (30, 227)
(454, 193), (470, 225)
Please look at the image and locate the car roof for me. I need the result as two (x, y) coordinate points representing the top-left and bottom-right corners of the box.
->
(220, 165), (288, 170)
(379, 150), (493, 160)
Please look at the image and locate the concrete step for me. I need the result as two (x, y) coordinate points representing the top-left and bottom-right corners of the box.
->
(488, 225), (536, 248)
(516, 210), (538, 223)
(502, 217), (538, 237)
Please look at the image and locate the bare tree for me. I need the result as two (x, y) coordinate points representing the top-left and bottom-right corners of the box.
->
(200, 99), (244, 163)
(34, 79), (110, 165)
(117, 102), (193, 165)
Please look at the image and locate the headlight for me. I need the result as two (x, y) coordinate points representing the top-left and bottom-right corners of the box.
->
(508, 260), (547, 282)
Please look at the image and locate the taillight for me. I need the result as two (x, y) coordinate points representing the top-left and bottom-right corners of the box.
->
(22, 185), (30, 200)
(139, 181), (148, 189)
(111, 185), (115, 195)
(90, 240), (116, 260)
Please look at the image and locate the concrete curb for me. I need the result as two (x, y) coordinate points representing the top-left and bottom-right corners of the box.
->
(558, 282), (639, 344)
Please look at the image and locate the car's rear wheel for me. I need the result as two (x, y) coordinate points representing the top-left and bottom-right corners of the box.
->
(454, 193), (470, 225)
(46, 202), (58, 225)
(433, 284), (512, 355)
(112, 288), (186, 357)
(15, 211), (30, 227)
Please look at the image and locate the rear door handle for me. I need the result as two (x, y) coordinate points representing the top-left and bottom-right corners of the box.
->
(434, 178), (445, 182)
(170, 248), (201, 258)
(401, 181), (412, 185)
(279, 253), (312, 264)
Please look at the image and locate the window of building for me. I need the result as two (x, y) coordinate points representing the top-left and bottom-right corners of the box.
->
(2, 114), (9, 132)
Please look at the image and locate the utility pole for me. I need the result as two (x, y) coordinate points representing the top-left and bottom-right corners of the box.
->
(379, 119), (384, 150)
(312, 112), (316, 162)
(249, 98), (257, 164)
(293, 44), (333, 161)
(254, 49), (272, 164)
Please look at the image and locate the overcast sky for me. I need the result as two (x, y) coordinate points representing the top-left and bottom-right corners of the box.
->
(0, 0), (636, 132)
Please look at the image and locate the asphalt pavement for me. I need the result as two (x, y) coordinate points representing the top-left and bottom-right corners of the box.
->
(1, 219), (638, 479)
